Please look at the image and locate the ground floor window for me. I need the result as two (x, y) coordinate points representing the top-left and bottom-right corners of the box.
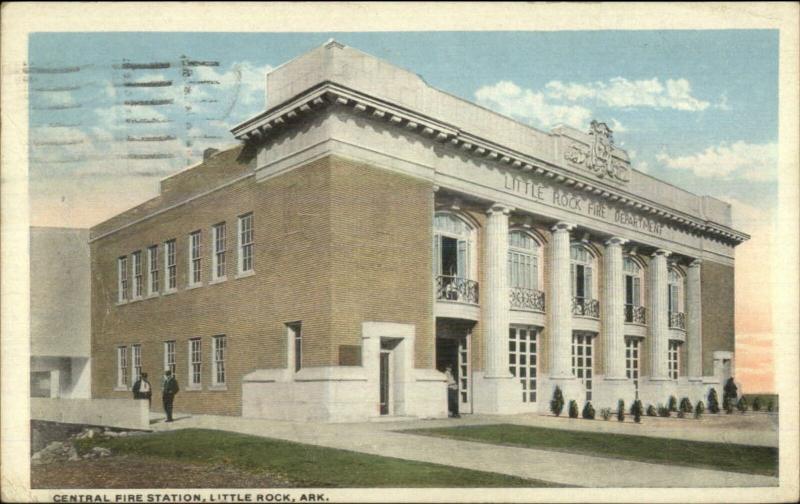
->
(509, 326), (538, 402)
(164, 340), (176, 376)
(668, 340), (681, 380)
(625, 337), (641, 396)
(116, 346), (128, 389)
(189, 338), (202, 387)
(572, 332), (594, 401)
(131, 344), (142, 383)
(213, 335), (227, 386)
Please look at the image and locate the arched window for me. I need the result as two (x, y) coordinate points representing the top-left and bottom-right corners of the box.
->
(624, 257), (645, 324)
(508, 230), (540, 290)
(668, 267), (685, 329)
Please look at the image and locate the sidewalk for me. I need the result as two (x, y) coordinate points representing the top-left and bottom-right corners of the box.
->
(150, 414), (778, 488)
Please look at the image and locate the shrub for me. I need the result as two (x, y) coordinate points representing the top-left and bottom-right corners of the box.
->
(724, 377), (738, 402)
(617, 399), (625, 422)
(582, 401), (596, 420)
(767, 400), (774, 412)
(694, 401), (705, 419)
(707, 388), (720, 414)
(568, 400), (579, 419)
(631, 400), (643, 423)
(657, 404), (671, 417)
(737, 397), (749, 414)
(679, 397), (693, 414)
(646, 404), (657, 417)
(550, 386), (565, 417)
(724, 395), (734, 414)
(668, 396), (678, 412)
(752, 397), (762, 412)
(678, 409), (685, 419)
(601, 408), (612, 421)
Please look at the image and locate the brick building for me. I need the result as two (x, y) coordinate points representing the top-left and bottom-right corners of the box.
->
(91, 40), (748, 421)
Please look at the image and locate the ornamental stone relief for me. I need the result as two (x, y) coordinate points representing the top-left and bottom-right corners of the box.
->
(563, 120), (631, 184)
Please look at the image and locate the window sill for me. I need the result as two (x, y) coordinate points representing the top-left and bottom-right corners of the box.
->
(235, 270), (255, 280)
(185, 386), (203, 392)
(114, 386), (129, 392)
(186, 283), (203, 291)
(209, 385), (228, 391)
(116, 300), (129, 306)
(129, 297), (144, 304)
(162, 289), (177, 296)
(146, 293), (160, 299)
(209, 277), (228, 286)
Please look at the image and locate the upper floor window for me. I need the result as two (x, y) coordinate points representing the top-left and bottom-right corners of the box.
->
(212, 222), (227, 281)
(132, 251), (143, 299)
(624, 257), (645, 324)
(668, 267), (685, 329)
(148, 245), (159, 296)
(570, 244), (595, 301)
(117, 256), (128, 303)
(508, 230), (541, 290)
(433, 212), (475, 280)
(189, 231), (202, 286)
(238, 213), (254, 274)
(164, 239), (177, 291)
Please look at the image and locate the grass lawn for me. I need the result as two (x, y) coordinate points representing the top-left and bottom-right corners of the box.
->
(76, 428), (561, 487)
(406, 424), (778, 477)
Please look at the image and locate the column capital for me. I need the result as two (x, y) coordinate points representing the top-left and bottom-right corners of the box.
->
(487, 203), (512, 216)
(432, 184), (440, 193)
(689, 258), (703, 268)
(604, 236), (629, 247)
(551, 221), (576, 232)
(651, 248), (672, 258)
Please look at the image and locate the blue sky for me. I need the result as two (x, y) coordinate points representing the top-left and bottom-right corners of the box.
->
(28, 30), (778, 228)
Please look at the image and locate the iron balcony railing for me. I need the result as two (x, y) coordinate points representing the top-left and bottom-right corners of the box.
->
(509, 287), (545, 312)
(436, 275), (479, 305)
(669, 311), (686, 330)
(572, 297), (600, 318)
(624, 304), (647, 324)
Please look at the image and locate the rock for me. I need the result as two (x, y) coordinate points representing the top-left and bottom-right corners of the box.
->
(92, 447), (112, 457)
(104, 431), (119, 438)
(68, 446), (80, 461)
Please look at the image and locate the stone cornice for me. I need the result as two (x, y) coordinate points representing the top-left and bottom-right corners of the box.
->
(231, 82), (750, 246)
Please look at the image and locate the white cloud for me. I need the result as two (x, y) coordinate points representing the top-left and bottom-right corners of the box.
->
(656, 141), (777, 181)
(474, 80), (592, 130)
(546, 77), (711, 111)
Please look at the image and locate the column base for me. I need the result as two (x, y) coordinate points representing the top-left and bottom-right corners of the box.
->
(592, 377), (636, 410)
(471, 372), (522, 414)
(538, 375), (585, 414)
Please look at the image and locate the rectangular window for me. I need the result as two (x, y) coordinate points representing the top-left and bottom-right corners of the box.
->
(117, 256), (129, 302)
(116, 346), (128, 388)
(668, 341), (680, 380)
(213, 335), (227, 386)
(287, 322), (302, 372)
(164, 340), (176, 376)
(148, 245), (159, 295)
(189, 338), (202, 387)
(625, 338), (641, 396)
(131, 344), (142, 383)
(571, 333), (594, 401)
(189, 231), (202, 286)
(509, 327), (538, 403)
(132, 250), (143, 298)
(238, 213), (254, 274)
(212, 222), (227, 280)
(165, 239), (177, 291)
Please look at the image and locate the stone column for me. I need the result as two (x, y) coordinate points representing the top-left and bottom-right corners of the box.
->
(549, 222), (576, 378)
(483, 204), (512, 378)
(603, 237), (628, 379)
(648, 249), (671, 380)
(686, 259), (703, 380)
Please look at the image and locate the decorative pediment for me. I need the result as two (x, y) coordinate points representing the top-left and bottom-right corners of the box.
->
(560, 121), (630, 184)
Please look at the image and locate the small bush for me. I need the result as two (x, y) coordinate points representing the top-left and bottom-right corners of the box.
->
(737, 397), (749, 414)
(617, 399), (625, 422)
(724, 377), (738, 402)
(631, 400), (643, 423)
(677, 409), (685, 418)
(708, 388), (720, 414)
(646, 404), (657, 417)
(752, 397), (762, 412)
(722, 394), (732, 414)
(668, 396), (678, 412)
(568, 400), (579, 419)
(582, 401), (596, 420)
(767, 400), (774, 412)
(600, 408), (612, 421)
(550, 386), (565, 417)
(679, 397), (693, 414)
(694, 401), (705, 419)
(657, 404), (671, 417)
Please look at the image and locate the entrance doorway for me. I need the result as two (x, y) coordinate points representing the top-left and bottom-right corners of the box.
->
(378, 338), (400, 416)
(436, 318), (473, 414)
(379, 350), (390, 415)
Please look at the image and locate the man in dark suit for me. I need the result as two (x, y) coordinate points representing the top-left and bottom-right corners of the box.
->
(161, 369), (179, 422)
(132, 372), (152, 406)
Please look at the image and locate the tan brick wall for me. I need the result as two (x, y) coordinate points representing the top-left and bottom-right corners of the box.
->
(701, 260), (735, 375)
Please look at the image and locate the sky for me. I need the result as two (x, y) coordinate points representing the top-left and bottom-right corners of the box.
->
(28, 31), (778, 392)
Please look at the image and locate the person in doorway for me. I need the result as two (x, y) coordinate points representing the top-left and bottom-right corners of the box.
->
(161, 369), (179, 422)
(132, 372), (152, 406)
(444, 364), (460, 418)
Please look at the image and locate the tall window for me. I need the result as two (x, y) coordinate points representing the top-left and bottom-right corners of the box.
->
(238, 213), (254, 274)
(117, 256), (128, 302)
(148, 245), (159, 295)
(668, 268), (683, 317)
(433, 212), (472, 279)
(509, 326), (538, 403)
(189, 338), (202, 387)
(212, 222), (227, 280)
(287, 323), (302, 372)
(213, 335), (227, 386)
(508, 231), (539, 290)
(625, 337), (641, 395)
(131, 344), (142, 383)
(165, 239), (177, 291)
(624, 257), (643, 323)
(189, 231), (202, 286)
(132, 251), (143, 299)
(116, 346), (128, 388)
(164, 340), (176, 376)
(570, 245), (594, 301)
(571, 333), (594, 401)
(668, 340), (680, 380)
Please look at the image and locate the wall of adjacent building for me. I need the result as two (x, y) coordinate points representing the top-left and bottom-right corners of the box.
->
(701, 260), (736, 376)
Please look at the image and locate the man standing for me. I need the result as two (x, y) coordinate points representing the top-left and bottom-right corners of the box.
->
(161, 369), (179, 422)
(132, 372), (152, 406)
(444, 365), (460, 418)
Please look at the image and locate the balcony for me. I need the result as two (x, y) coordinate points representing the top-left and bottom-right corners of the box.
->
(509, 287), (545, 312)
(669, 311), (686, 330)
(572, 297), (600, 319)
(625, 304), (647, 324)
(436, 275), (479, 305)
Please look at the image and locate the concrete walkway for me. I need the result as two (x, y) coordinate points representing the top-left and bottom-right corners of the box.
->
(150, 414), (778, 488)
